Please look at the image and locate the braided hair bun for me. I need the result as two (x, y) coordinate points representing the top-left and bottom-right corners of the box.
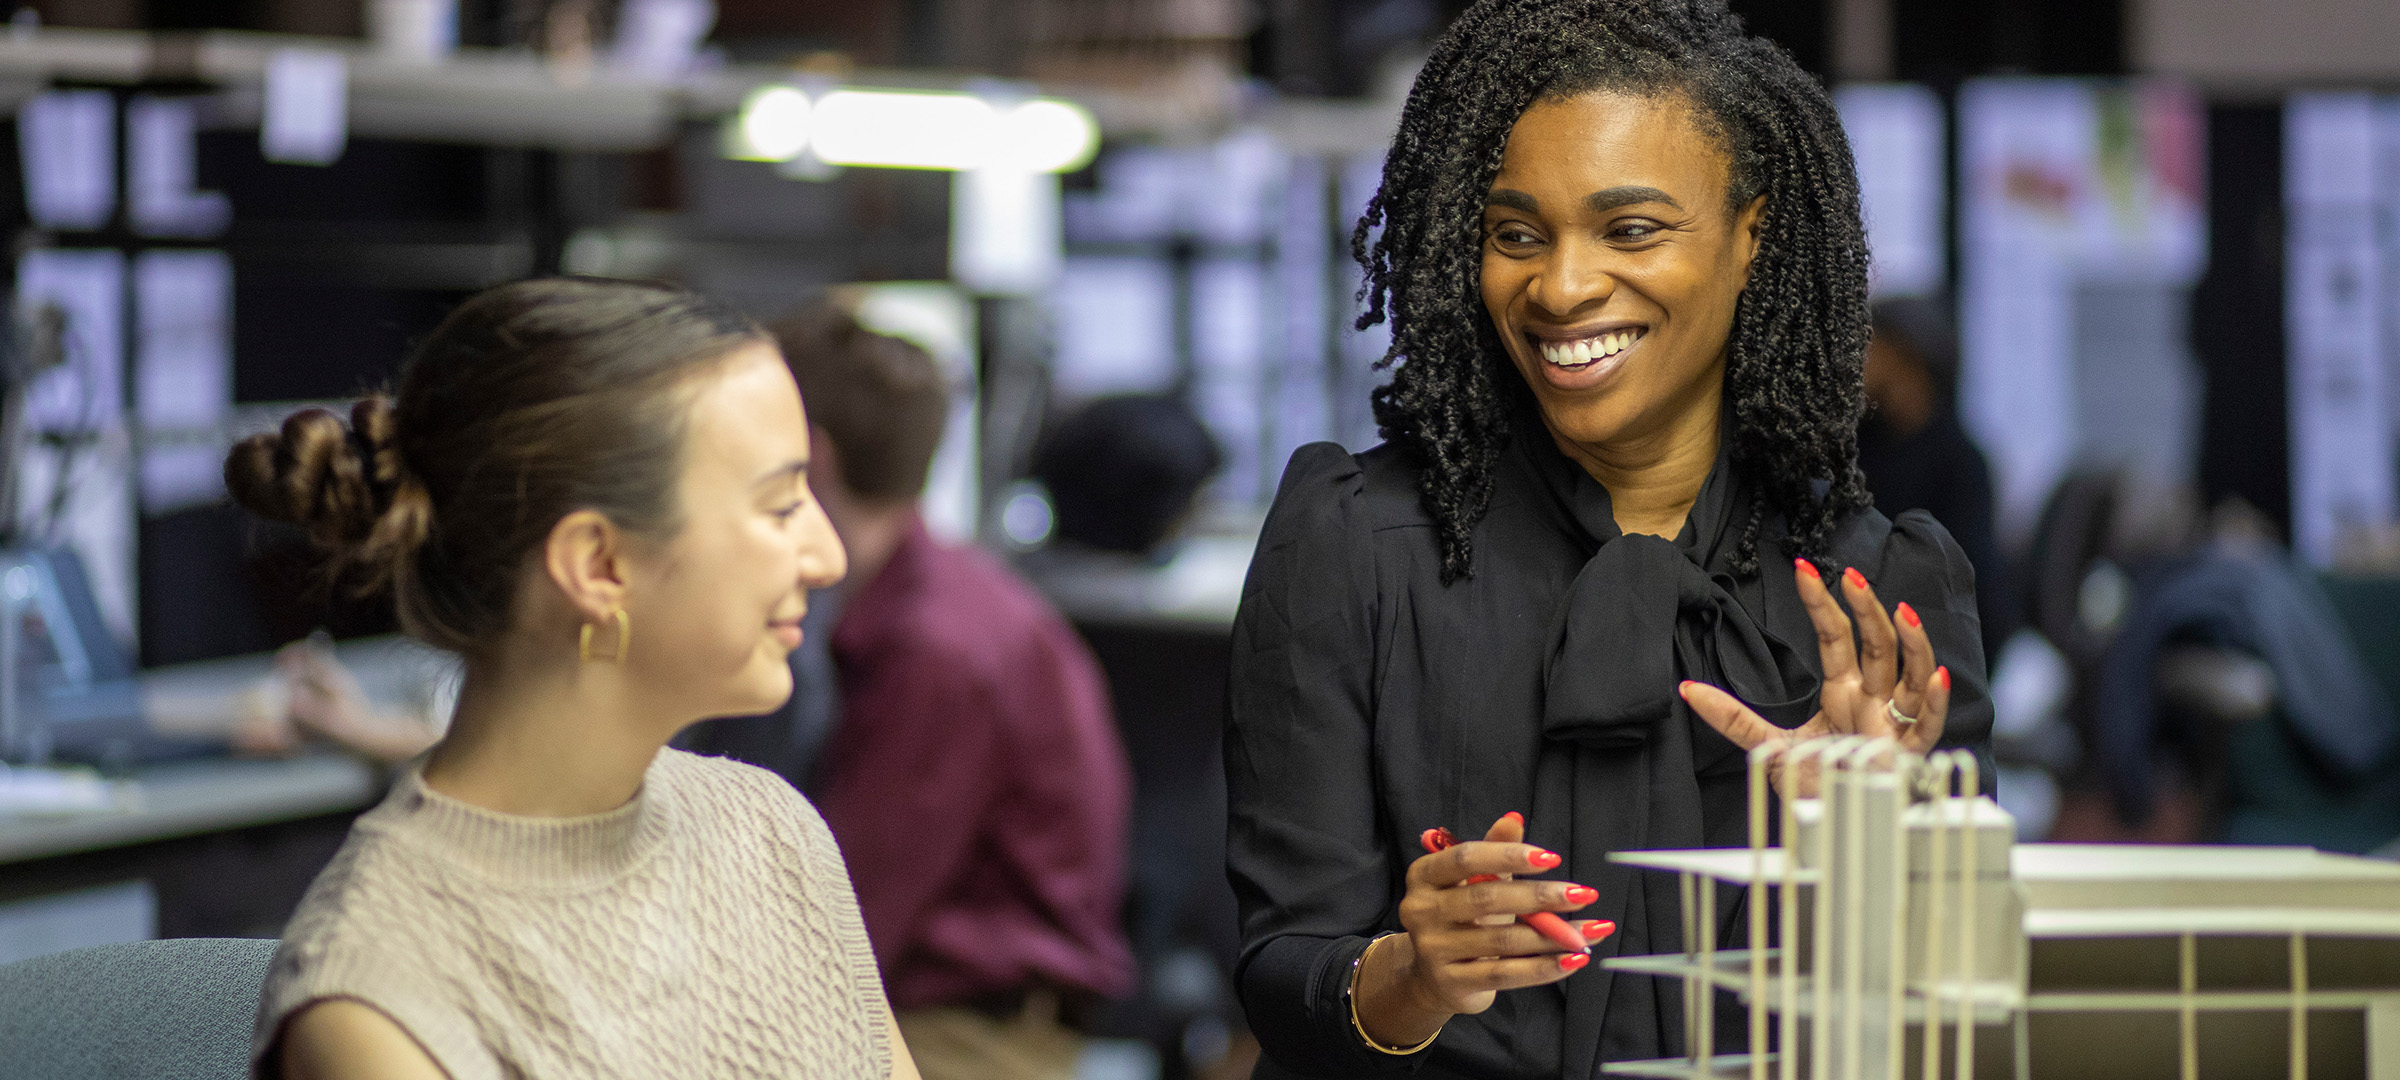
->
(224, 397), (432, 592)
(219, 278), (763, 655)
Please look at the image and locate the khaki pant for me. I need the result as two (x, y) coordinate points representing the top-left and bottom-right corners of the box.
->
(895, 993), (1083, 1080)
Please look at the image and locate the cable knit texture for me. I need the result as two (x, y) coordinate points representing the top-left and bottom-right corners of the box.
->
(251, 748), (892, 1080)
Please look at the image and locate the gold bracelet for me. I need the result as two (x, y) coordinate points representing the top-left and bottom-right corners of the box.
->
(1347, 932), (1442, 1055)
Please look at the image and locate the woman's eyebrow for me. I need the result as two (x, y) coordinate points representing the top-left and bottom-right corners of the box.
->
(1485, 188), (1540, 212)
(1585, 185), (1679, 213)
(751, 459), (808, 489)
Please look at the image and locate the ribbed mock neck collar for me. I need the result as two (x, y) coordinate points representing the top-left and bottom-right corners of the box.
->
(380, 751), (675, 891)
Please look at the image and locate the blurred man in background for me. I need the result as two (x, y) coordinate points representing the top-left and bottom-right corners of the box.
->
(1858, 296), (2013, 667)
(778, 301), (1135, 1080)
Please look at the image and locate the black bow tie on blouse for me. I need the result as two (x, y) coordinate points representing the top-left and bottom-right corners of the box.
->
(1535, 436), (1822, 744)
(1517, 423), (1819, 1076)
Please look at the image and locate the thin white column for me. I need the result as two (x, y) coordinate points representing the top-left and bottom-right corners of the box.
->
(1954, 754), (1979, 1080)
(2291, 933), (2310, 1080)
(1921, 756), (1954, 1080)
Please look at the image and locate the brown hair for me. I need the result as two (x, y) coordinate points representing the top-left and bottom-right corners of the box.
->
(769, 301), (948, 502)
(224, 277), (765, 656)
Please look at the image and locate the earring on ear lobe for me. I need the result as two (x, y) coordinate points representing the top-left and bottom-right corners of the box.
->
(578, 609), (632, 664)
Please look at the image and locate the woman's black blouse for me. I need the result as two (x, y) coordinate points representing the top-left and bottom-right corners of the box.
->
(1225, 429), (1992, 1080)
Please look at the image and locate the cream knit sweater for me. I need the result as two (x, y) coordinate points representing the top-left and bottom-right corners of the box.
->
(252, 748), (892, 1080)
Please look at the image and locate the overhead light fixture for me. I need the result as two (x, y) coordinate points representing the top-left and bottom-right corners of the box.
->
(994, 99), (1100, 173)
(810, 89), (995, 171)
(730, 84), (811, 162)
(725, 86), (1099, 174)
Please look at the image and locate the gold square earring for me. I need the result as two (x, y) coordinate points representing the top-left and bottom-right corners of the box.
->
(579, 609), (632, 664)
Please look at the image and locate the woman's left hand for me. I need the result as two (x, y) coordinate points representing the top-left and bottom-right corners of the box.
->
(1678, 558), (1950, 797)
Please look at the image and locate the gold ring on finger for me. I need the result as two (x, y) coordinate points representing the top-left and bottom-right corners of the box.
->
(1886, 700), (1919, 726)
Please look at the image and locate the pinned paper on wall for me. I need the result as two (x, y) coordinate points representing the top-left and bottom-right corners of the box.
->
(369, 0), (457, 63)
(1837, 83), (1946, 299)
(2285, 93), (2393, 566)
(262, 49), (349, 166)
(1191, 257), (1268, 505)
(1051, 257), (1177, 400)
(18, 91), (116, 231)
(127, 96), (232, 238)
(137, 448), (226, 516)
(15, 249), (126, 435)
(610, 0), (716, 80)
(133, 250), (233, 432)
(1958, 78), (2208, 539)
(133, 250), (234, 512)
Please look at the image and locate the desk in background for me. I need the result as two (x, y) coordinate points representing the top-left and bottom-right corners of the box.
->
(1021, 533), (1251, 1075)
(0, 637), (451, 964)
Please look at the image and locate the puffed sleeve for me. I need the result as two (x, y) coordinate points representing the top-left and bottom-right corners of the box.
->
(1860, 509), (1996, 786)
(1226, 444), (1423, 1076)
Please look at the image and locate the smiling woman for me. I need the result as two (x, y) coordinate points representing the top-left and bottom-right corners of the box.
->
(1225, 2), (1996, 1078)
(1478, 93), (1770, 539)
(222, 279), (920, 1080)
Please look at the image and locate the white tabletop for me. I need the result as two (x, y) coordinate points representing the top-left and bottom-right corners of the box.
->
(0, 752), (381, 864)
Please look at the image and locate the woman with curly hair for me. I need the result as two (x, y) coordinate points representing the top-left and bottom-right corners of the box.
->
(1224, 1), (1993, 1075)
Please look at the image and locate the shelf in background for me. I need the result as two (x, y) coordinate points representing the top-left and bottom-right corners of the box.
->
(0, 26), (1226, 152)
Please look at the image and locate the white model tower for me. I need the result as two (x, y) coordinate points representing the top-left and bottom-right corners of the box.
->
(1602, 738), (2400, 1080)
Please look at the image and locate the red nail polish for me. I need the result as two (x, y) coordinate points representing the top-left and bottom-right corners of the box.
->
(1581, 920), (1616, 939)
(1528, 849), (1562, 870)
(1794, 557), (1820, 581)
(1565, 885), (1598, 905)
(1559, 952), (1591, 972)
(1843, 566), (1867, 590)
(1502, 811), (1524, 827)
(1526, 911), (1587, 953)
(1898, 602), (1920, 628)
(1935, 666), (1950, 691)
(1421, 827), (1453, 853)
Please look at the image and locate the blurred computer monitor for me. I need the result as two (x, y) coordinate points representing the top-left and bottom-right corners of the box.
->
(0, 546), (196, 766)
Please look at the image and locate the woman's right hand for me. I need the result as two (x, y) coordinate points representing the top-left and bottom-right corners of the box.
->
(1679, 560), (1951, 799)
(275, 639), (443, 765)
(1351, 813), (1609, 1048)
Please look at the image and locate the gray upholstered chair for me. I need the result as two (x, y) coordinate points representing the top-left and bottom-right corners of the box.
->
(0, 937), (278, 1080)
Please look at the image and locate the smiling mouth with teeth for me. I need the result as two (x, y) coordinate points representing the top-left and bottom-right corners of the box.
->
(1536, 328), (1644, 369)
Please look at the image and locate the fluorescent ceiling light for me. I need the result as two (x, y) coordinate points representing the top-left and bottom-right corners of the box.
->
(732, 85), (811, 162)
(727, 86), (1100, 174)
(995, 99), (1100, 174)
(812, 90), (995, 171)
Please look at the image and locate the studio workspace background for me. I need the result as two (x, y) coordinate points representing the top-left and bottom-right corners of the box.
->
(2, 2), (2399, 1079)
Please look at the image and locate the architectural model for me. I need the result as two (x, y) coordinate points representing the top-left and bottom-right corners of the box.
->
(1602, 738), (2400, 1080)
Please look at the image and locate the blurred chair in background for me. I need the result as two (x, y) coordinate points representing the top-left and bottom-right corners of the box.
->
(1033, 394), (1225, 560)
(2023, 469), (2400, 854)
(2093, 512), (2400, 854)
(779, 300), (1136, 1080)
(1024, 394), (1256, 1078)
(0, 937), (277, 1080)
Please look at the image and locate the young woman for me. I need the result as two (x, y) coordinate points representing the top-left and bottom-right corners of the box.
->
(1225, 2), (1994, 1076)
(229, 278), (921, 1080)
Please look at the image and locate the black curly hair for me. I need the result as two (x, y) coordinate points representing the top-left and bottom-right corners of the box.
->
(1355, 0), (1873, 581)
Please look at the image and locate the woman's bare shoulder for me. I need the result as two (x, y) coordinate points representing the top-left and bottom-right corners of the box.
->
(274, 998), (452, 1080)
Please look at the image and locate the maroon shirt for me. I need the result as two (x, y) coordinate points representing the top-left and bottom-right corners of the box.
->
(815, 516), (1135, 1009)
